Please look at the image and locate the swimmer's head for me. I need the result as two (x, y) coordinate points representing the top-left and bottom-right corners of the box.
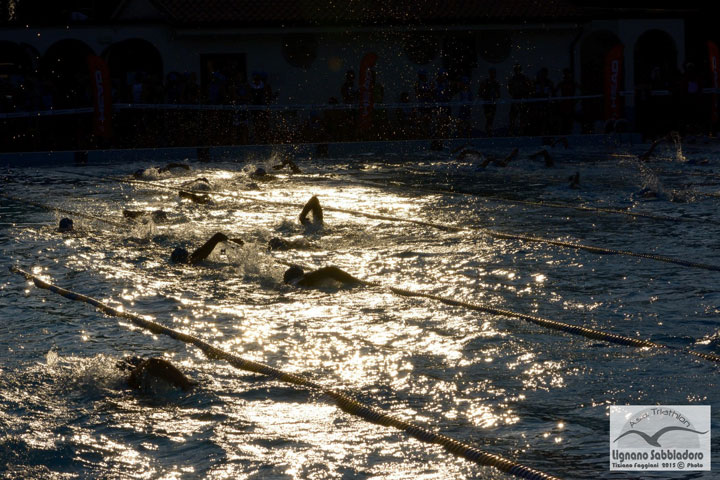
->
(116, 355), (144, 371)
(58, 217), (74, 232)
(268, 237), (289, 251)
(151, 210), (168, 223)
(283, 265), (304, 284)
(170, 247), (189, 264)
(253, 167), (266, 177)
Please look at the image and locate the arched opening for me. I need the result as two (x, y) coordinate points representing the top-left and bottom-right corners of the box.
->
(634, 29), (678, 136)
(40, 38), (95, 108)
(103, 38), (163, 102)
(634, 29), (677, 87)
(0, 41), (35, 75)
(580, 30), (622, 131)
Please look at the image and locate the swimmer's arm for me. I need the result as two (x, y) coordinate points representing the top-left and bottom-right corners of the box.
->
(189, 232), (228, 264)
(639, 137), (665, 161)
(299, 195), (323, 225)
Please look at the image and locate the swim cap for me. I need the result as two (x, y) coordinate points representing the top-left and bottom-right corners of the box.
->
(269, 237), (290, 251)
(283, 265), (304, 284)
(253, 167), (266, 176)
(58, 217), (74, 232)
(151, 210), (168, 223)
(170, 247), (189, 264)
(116, 355), (144, 371)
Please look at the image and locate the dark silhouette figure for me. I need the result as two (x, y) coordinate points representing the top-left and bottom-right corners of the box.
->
(58, 217), (74, 232)
(568, 172), (580, 189)
(170, 232), (243, 265)
(479, 68), (501, 136)
(299, 195), (323, 226)
(283, 265), (367, 288)
(118, 356), (195, 392)
(528, 149), (554, 167)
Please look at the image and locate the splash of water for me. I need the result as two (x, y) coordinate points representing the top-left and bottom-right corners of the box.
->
(669, 131), (686, 162)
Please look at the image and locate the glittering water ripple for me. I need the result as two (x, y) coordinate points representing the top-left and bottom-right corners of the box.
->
(1, 146), (719, 479)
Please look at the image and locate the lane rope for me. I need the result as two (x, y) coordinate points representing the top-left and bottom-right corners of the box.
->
(383, 286), (720, 364)
(9, 266), (559, 480)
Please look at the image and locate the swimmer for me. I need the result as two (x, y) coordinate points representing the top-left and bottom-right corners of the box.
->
(455, 148), (484, 161)
(272, 156), (302, 174)
(117, 356), (195, 392)
(181, 177), (212, 192)
(568, 172), (580, 189)
(179, 190), (212, 204)
(633, 187), (660, 199)
(283, 265), (368, 288)
(268, 236), (314, 251)
(458, 148), (518, 168)
(490, 148), (519, 168)
(123, 209), (169, 224)
(299, 195), (323, 226)
(528, 149), (554, 167)
(638, 131), (679, 161)
(250, 167), (277, 181)
(133, 162), (190, 179)
(58, 217), (74, 232)
(158, 162), (191, 174)
(170, 232), (243, 265)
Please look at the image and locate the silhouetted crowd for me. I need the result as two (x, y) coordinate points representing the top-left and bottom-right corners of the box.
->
(1, 62), (718, 152)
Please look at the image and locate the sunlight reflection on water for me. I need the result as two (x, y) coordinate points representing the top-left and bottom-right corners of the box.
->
(1, 146), (720, 479)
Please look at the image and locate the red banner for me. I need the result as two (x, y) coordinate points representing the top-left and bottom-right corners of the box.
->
(358, 52), (378, 131)
(87, 55), (113, 138)
(708, 41), (719, 124)
(604, 44), (624, 121)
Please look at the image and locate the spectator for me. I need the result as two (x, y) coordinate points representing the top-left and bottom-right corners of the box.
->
(229, 72), (250, 144)
(554, 68), (579, 135)
(479, 68), (501, 136)
(530, 67), (554, 135)
(507, 64), (532, 136)
(414, 69), (434, 138)
(250, 71), (270, 143)
(455, 76), (473, 138)
(340, 69), (358, 140)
